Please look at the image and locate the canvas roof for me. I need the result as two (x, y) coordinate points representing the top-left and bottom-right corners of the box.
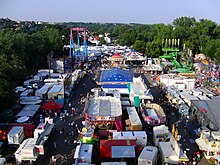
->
(41, 98), (63, 110)
(99, 68), (133, 83)
(86, 96), (122, 118)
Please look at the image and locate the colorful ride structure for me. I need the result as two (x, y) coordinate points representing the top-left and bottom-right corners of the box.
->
(69, 27), (88, 63)
(159, 52), (193, 73)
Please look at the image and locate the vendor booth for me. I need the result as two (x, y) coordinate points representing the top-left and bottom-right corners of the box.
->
(41, 98), (63, 116)
(84, 96), (123, 131)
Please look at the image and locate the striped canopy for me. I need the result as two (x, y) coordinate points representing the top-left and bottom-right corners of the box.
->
(125, 51), (143, 57)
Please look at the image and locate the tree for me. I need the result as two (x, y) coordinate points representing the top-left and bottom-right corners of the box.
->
(132, 40), (146, 54)
(204, 39), (220, 60)
(145, 41), (163, 58)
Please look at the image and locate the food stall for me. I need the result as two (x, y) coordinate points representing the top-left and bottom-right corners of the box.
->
(84, 96), (123, 132)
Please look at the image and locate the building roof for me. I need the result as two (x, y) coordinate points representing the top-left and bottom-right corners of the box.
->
(99, 68), (133, 83)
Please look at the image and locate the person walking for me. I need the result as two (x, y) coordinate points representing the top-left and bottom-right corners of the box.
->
(54, 141), (57, 149)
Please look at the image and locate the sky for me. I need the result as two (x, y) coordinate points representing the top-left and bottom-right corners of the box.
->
(0, 0), (220, 24)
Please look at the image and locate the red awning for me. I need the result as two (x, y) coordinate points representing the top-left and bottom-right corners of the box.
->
(41, 98), (63, 110)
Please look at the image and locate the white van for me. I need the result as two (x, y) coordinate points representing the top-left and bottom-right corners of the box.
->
(138, 146), (158, 165)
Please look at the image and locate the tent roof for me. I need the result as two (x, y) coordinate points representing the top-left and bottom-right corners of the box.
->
(125, 51), (143, 56)
(111, 53), (122, 58)
(41, 98), (63, 110)
(86, 96), (122, 118)
(99, 68), (133, 83)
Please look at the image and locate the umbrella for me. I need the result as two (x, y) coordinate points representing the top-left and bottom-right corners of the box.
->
(16, 116), (30, 123)
(201, 60), (209, 66)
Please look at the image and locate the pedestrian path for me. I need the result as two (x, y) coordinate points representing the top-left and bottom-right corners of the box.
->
(38, 72), (98, 165)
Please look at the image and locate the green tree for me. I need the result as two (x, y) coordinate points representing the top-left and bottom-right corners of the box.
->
(132, 40), (146, 54)
(204, 39), (220, 60)
(146, 41), (163, 58)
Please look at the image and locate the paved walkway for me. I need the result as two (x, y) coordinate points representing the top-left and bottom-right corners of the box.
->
(38, 72), (98, 165)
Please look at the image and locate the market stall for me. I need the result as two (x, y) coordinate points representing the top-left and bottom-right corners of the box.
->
(84, 96), (123, 131)
(40, 98), (63, 116)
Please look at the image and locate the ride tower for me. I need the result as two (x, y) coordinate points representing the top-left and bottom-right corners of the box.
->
(69, 27), (88, 65)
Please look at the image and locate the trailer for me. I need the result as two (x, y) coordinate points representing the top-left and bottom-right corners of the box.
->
(126, 106), (142, 130)
(113, 131), (147, 147)
(74, 144), (93, 164)
(100, 140), (136, 158)
(138, 146), (158, 165)
(7, 126), (25, 145)
(153, 125), (170, 146)
(15, 138), (38, 164)
(158, 135), (180, 165)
